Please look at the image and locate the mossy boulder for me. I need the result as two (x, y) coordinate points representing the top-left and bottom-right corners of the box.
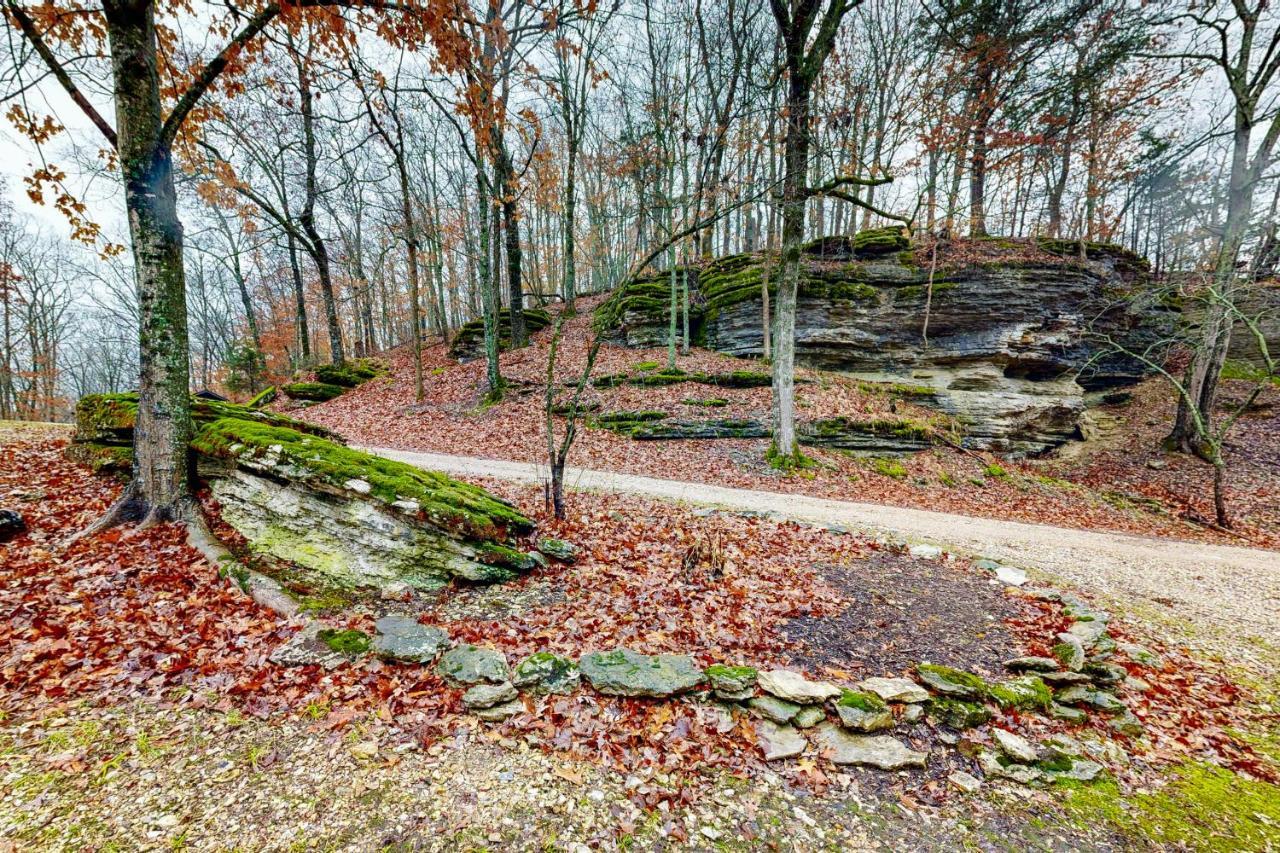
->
(245, 385), (277, 409)
(314, 358), (387, 388)
(438, 644), (510, 685)
(281, 381), (345, 402)
(448, 308), (552, 362)
(705, 664), (758, 698)
(316, 628), (371, 656)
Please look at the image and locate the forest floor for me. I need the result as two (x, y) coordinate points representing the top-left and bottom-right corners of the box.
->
(3, 422), (1280, 851)
(295, 295), (1280, 551)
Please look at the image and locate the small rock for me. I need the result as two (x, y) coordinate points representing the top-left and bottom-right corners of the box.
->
(754, 720), (807, 760)
(949, 770), (982, 793)
(537, 537), (579, 563)
(391, 499), (420, 514)
(833, 690), (894, 733)
(992, 729), (1038, 764)
(372, 614), (450, 663)
(1068, 620), (1108, 649)
(1047, 703), (1088, 724)
(793, 706), (827, 728)
(900, 704), (924, 724)
(343, 478), (372, 494)
(438, 644), (509, 685)
(1003, 656), (1060, 673)
(927, 697), (992, 729)
(512, 652), (580, 694)
(269, 623), (349, 670)
(1039, 670), (1093, 686)
(462, 682), (518, 709)
(1052, 634), (1086, 671)
(579, 648), (703, 697)
(908, 543), (944, 559)
(748, 695), (801, 724)
(810, 724), (926, 770)
(0, 509), (26, 542)
(1084, 662), (1127, 686)
(474, 699), (523, 722)
(379, 581), (412, 601)
(705, 664), (758, 696)
(1146, 458), (1167, 470)
(915, 663), (987, 700)
(1108, 710), (1144, 736)
(1050, 759), (1104, 782)
(1123, 675), (1151, 692)
(758, 669), (842, 704)
(1118, 642), (1161, 667)
(856, 676), (930, 704)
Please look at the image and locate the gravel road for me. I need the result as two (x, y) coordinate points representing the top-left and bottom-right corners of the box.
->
(365, 446), (1280, 650)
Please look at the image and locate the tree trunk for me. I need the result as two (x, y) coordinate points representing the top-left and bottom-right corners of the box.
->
(770, 71), (810, 466)
(104, 0), (193, 519)
(477, 165), (502, 395)
(285, 230), (311, 365)
(297, 59), (344, 365)
(495, 142), (527, 348)
(562, 134), (578, 313)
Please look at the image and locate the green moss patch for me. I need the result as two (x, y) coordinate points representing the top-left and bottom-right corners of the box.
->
(246, 386), (277, 409)
(314, 358), (387, 389)
(870, 457), (908, 479)
(316, 628), (371, 655)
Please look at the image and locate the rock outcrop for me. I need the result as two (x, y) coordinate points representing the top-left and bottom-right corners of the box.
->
(69, 394), (539, 591)
(596, 231), (1175, 454)
(448, 308), (552, 362)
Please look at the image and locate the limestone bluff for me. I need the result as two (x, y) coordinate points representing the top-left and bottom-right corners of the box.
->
(594, 229), (1175, 455)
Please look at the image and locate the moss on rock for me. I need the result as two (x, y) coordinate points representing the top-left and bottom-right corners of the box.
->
(281, 382), (345, 402)
(192, 418), (532, 544)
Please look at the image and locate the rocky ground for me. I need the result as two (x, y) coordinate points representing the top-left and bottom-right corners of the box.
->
(2, 422), (1279, 850)
(293, 297), (1280, 550)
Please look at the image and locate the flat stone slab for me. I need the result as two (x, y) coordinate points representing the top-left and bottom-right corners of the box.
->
(810, 724), (927, 770)
(992, 729), (1037, 763)
(438, 644), (509, 685)
(748, 695), (801, 724)
(578, 648), (704, 697)
(475, 699), (523, 722)
(462, 681), (518, 709)
(754, 720), (807, 761)
(758, 669), (842, 704)
(372, 614), (450, 663)
(856, 676), (930, 704)
(269, 623), (349, 670)
(512, 652), (580, 694)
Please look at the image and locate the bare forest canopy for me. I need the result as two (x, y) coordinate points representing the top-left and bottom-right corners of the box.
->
(0, 0), (1276, 422)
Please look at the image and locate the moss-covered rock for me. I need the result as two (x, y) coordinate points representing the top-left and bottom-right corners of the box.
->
(246, 385), (277, 409)
(512, 652), (580, 694)
(989, 676), (1053, 711)
(585, 410), (669, 436)
(281, 381), (345, 402)
(314, 358), (387, 389)
(916, 663), (988, 700)
(927, 696), (993, 729)
(834, 689), (894, 732)
(448, 308), (552, 362)
(65, 441), (133, 473)
(316, 628), (371, 656)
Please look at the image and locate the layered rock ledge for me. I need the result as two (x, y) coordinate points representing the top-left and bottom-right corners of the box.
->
(595, 232), (1175, 454)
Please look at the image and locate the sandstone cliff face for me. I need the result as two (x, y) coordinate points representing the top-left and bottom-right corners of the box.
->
(596, 233), (1175, 454)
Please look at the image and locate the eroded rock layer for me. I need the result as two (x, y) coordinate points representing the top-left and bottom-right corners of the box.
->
(596, 233), (1174, 454)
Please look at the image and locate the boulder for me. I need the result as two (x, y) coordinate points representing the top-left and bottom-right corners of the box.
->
(810, 724), (927, 770)
(705, 664), (758, 699)
(372, 614), (450, 663)
(758, 669), (843, 704)
(438, 644), (509, 686)
(536, 538), (579, 564)
(578, 648), (704, 697)
(595, 236), (1172, 454)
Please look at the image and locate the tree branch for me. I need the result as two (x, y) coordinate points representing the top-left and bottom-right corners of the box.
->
(5, 0), (117, 148)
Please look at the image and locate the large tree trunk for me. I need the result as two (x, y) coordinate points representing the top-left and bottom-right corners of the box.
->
(104, 0), (193, 520)
(494, 141), (526, 348)
(562, 133), (579, 313)
(476, 165), (502, 395)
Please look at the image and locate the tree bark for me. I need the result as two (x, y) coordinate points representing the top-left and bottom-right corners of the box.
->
(103, 0), (193, 519)
(297, 55), (344, 365)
